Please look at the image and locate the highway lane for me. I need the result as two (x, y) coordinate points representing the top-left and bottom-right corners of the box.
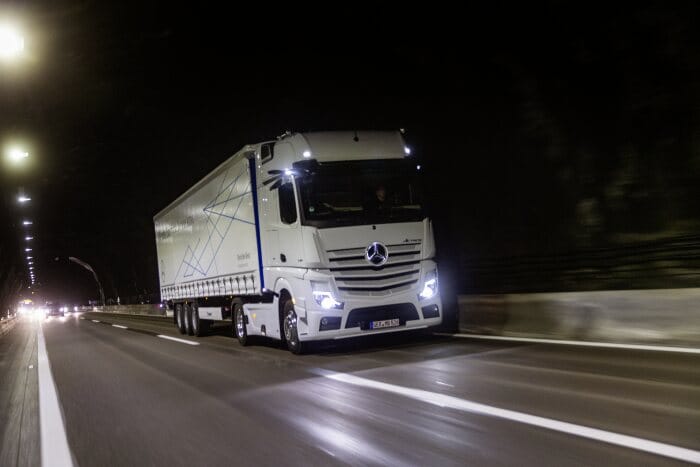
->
(0, 317), (39, 467)
(2, 312), (699, 466)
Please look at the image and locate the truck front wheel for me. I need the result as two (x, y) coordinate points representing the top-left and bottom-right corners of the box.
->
(282, 300), (304, 355)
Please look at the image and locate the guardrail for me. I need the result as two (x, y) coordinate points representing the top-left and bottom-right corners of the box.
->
(91, 304), (172, 317)
(0, 313), (17, 337)
(458, 288), (700, 346)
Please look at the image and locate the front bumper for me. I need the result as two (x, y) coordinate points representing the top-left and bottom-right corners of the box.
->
(298, 289), (442, 341)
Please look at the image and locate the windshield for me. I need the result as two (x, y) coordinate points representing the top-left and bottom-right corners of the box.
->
(297, 159), (424, 228)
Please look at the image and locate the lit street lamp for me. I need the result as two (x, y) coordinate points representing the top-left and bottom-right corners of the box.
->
(0, 23), (24, 60)
(22, 220), (32, 225)
(6, 146), (29, 163)
(18, 195), (31, 202)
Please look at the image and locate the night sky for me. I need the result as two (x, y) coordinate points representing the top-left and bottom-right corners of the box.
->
(1, 1), (699, 306)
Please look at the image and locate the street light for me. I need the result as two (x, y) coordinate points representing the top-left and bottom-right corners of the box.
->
(18, 195), (31, 202)
(6, 146), (29, 163)
(22, 220), (32, 225)
(0, 23), (24, 60)
(66, 256), (106, 307)
(25, 236), (33, 240)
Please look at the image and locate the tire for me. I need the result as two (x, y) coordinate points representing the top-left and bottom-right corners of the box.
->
(184, 303), (194, 336)
(233, 302), (248, 346)
(190, 303), (209, 337)
(282, 299), (304, 355)
(175, 303), (186, 334)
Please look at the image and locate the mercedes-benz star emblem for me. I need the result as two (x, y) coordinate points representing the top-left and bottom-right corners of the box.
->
(365, 242), (389, 266)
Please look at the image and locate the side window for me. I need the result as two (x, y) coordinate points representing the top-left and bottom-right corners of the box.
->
(260, 143), (274, 164)
(278, 183), (297, 224)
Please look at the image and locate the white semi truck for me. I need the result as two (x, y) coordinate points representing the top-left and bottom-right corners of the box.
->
(154, 130), (442, 353)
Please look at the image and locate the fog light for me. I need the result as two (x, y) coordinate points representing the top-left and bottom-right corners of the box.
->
(319, 316), (342, 331)
(421, 304), (440, 319)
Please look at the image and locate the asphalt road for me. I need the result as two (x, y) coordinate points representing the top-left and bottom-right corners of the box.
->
(1, 312), (699, 466)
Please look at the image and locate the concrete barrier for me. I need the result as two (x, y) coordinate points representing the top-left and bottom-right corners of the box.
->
(459, 288), (700, 346)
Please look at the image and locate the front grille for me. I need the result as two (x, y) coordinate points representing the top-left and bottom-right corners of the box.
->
(328, 242), (421, 297)
(345, 303), (419, 329)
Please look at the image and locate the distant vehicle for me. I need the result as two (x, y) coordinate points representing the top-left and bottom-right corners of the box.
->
(154, 131), (442, 354)
(44, 302), (64, 317)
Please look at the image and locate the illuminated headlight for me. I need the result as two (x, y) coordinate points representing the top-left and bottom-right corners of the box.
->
(311, 281), (343, 310)
(418, 270), (438, 300)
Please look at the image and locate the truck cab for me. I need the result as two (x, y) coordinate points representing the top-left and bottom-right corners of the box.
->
(246, 131), (442, 351)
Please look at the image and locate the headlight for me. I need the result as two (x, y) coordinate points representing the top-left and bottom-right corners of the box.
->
(311, 281), (343, 310)
(418, 270), (438, 300)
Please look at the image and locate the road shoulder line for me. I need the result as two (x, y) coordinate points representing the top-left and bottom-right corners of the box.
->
(324, 371), (700, 464)
(37, 322), (75, 467)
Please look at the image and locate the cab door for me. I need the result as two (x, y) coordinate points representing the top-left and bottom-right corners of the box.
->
(263, 179), (303, 267)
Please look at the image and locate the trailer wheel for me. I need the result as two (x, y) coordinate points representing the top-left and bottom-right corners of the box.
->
(184, 303), (194, 336)
(282, 299), (304, 355)
(191, 303), (208, 337)
(233, 302), (248, 346)
(175, 303), (186, 334)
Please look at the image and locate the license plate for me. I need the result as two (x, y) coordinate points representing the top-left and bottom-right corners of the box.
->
(369, 318), (400, 329)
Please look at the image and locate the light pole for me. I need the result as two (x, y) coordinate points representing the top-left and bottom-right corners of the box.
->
(67, 256), (106, 307)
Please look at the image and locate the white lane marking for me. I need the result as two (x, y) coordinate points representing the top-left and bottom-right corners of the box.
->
(38, 323), (75, 467)
(436, 333), (700, 355)
(324, 372), (700, 464)
(435, 380), (454, 388)
(91, 320), (100, 323)
(28, 364), (34, 369)
(79, 317), (85, 320)
(112, 324), (128, 329)
(157, 335), (199, 346)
